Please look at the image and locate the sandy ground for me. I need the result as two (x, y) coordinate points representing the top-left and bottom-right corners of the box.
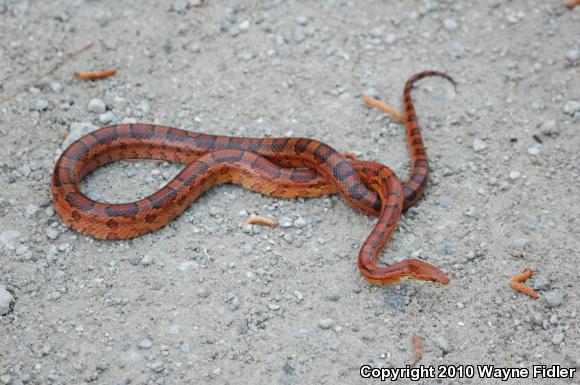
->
(1, 0), (579, 384)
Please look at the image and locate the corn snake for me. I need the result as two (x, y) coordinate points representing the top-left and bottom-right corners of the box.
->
(51, 71), (454, 285)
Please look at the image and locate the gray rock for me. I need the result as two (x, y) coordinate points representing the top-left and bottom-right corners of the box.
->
(294, 217), (308, 228)
(63, 122), (99, 149)
(140, 255), (153, 266)
(318, 319), (334, 329)
(99, 111), (115, 125)
(139, 339), (153, 349)
(26, 204), (39, 218)
(472, 138), (487, 152)
(46, 228), (59, 240)
(150, 361), (164, 373)
(88, 98), (106, 114)
(532, 276), (550, 291)
(0, 285), (15, 315)
(197, 287), (210, 298)
(551, 333), (564, 345)
(563, 101), (580, 116)
(31, 99), (49, 111)
(527, 145), (541, 156)
(295, 328), (311, 338)
(0, 230), (21, 250)
(543, 291), (565, 308)
(509, 171), (521, 180)
(50, 82), (63, 93)
(513, 238), (529, 250)
(229, 296), (240, 311)
(540, 119), (559, 137)
(279, 216), (293, 228)
(173, 0), (188, 13)
(323, 287), (340, 302)
(295, 15), (309, 25)
(240, 243), (253, 255)
(435, 336), (452, 354)
(565, 50), (580, 63)
(443, 19), (458, 31)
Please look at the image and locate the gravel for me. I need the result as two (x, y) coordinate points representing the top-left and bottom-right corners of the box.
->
(1, 1), (578, 384)
(0, 230), (21, 251)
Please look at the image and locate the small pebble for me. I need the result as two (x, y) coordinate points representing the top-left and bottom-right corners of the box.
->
(0, 285), (15, 315)
(180, 343), (190, 353)
(140, 255), (154, 266)
(527, 145), (541, 156)
(295, 328), (311, 338)
(551, 333), (564, 345)
(543, 291), (565, 308)
(229, 296), (240, 311)
(563, 101), (580, 116)
(294, 217), (308, 228)
(472, 138), (487, 152)
(435, 336), (452, 354)
(565, 50), (580, 63)
(173, 0), (188, 13)
(46, 228), (60, 240)
(532, 276), (550, 291)
(239, 20), (250, 31)
(99, 111), (115, 125)
(513, 238), (529, 250)
(279, 216), (293, 228)
(88, 98), (106, 114)
(540, 119), (559, 137)
(295, 15), (309, 26)
(50, 82), (63, 93)
(31, 99), (49, 111)
(140, 339), (153, 349)
(318, 319), (334, 329)
(150, 361), (164, 373)
(465, 207), (477, 217)
(385, 33), (396, 45)
(443, 19), (458, 31)
(0, 230), (21, 250)
(509, 171), (521, 180)
(241, 243), (253, 255)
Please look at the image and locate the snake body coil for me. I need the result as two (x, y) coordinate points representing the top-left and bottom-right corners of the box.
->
(51, 71), (454, 285)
